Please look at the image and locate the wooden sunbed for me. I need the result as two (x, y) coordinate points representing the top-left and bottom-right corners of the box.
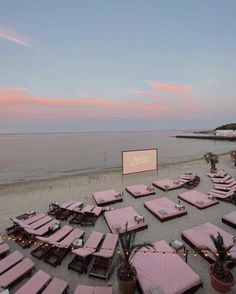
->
(144, 197), (187, 222)
(31, 225), (73, 259)
(0, 258), (34, 289)
(43, 228), (84, 266)
(126, 184), (155, 198)
(68, 231), (104, 273)
(48, 200), (76, 216)
(178, 190), (219, 209)
(56, 201), (83, 220)
(88, 233), (118, 280)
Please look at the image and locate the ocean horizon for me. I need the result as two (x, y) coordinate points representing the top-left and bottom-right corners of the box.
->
(0, 130), (235, 184)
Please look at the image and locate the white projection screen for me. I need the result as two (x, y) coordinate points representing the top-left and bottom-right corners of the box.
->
(122, 149), (158, 175)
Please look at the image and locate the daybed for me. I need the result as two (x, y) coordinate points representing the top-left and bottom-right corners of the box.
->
(178, 190), (219, 209)
(144, 197), (187, 222)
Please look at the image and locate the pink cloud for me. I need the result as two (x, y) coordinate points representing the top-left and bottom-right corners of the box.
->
(147, 81), (192, 94)
(0, 25), (31, 48)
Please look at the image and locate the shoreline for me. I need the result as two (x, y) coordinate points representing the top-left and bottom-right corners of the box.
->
(0, 152), (231, 195)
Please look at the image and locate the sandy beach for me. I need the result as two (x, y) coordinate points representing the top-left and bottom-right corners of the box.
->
(0, 153), (236, 293)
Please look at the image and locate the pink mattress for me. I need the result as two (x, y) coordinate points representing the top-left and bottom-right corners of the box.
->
(153, 179), (183, 191)
(126, 184), (155, 198)
(207, 170), (228, 178)
(178, 190), (219, 209)
(144, 198), (187, 222)
(41, 277), (68, 294)
(93, 189), (123, 205)
(104, 206), (148, 234)
(182, 222), (236, 261)
(132, 240), (201, 294)
(207, 189), (235, 200)
(74, 285), (112, 294)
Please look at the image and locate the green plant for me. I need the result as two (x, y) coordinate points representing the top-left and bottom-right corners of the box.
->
(204, 152), (219, 172)
(207, 233), (234, 282)
(117, 224), (154, 281)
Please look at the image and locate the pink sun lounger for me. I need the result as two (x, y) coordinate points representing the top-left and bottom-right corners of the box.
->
(178, 190), (219, 209)
(182, 222), (236, 263)
(69, 231), (104, 273)
(74, 284), (112, 294)
(88, 233), (118, 280)
(179, 171), (197, 180)
(207, 170), (228, 178)
(144, 197), (187, 222)
(153, 179), (183, 191)
(104, 206), (148, 234)
(14, 270), (51, 294)
(24, 219), (60, 236)
(214, 181), (236, 191)
(0, 257), (34, 289)
(0, 251), (23, 275)
(56, 201), (83, 220)
(211, 174), (233, 184)
(222, 211), (236, 229)
(44, 228), (84, 266)
(126, 184), (155, 198)
(207, 189), (235, 202)
(48, 200), (76, 216)
(31, 225), (73, 259)
(132, 240), (202, 294)
(93, 189), (123, 205)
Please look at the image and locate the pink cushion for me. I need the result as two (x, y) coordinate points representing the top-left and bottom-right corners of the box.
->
(74, 284), (94, 294)
(93, 233), (118, 258)
(0, 251), (23, 275)
(41, 277), (68, 294)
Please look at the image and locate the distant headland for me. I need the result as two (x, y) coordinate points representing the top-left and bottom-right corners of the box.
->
(176, 123), (236, 141)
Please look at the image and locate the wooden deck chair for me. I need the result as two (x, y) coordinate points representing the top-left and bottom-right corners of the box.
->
(31, 225), (73, 259)
(88, 233), (118, 280)
(48, 200), (75, 216)
(56, 201), (83, 220)
(0, 258), (34, 289)
(14, 270), (51, 294)
(69, 205), (94, 225)
(0, 251), (23, 275)
(41, 277), (69, 294)
(80, 206), (103, 227)
(68, 231), (104, 273)
(43, 228), (84, 267)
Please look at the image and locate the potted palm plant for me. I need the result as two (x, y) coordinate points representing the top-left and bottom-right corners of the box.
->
(207, 233), (235, 292)
(117, 225), (154, 294)
(204, 152), (219, 173)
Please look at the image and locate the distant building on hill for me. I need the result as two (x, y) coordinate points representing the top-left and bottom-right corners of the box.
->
(215, 129), (236, 137)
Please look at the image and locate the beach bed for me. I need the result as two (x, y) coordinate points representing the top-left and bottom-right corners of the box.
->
(69, 205), (103, 226)
(207, 170), (228, 178)
(222, 211), (236, 229)
(152, 179), (183, 191)
(207, 189), (236, 202)
(211, 174), (233, 184)
(125, 184), (155, 198)
(104, 206), (147, 234)
(74, 284), (112, 294)
(93, 189), (123, 206)
(214, 181), (236, 191)
(182, 222), (236, 263)
(68, 231), (104, 273)
(178, 190), (219, 209)
(41, 277), (69, 294)
(132, 240), (202, 294)
(0, 251), (23, 275)
(88, 233), (118, 280)
(144, 197), (187, 222)
(48, 200), (76, 216)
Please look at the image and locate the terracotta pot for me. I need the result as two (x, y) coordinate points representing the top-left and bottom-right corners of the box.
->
(117, 267), (137, 294)
(209, 266), (235, 293)
(117, 276), (137, 294)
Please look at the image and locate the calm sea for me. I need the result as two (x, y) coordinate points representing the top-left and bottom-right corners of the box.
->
(0, 131), (235, 184)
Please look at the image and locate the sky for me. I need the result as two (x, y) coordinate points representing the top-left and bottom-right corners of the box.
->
(0, 0), (236, 133)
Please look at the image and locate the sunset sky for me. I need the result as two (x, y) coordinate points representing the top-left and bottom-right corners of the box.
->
(0, 0), (236, 133)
